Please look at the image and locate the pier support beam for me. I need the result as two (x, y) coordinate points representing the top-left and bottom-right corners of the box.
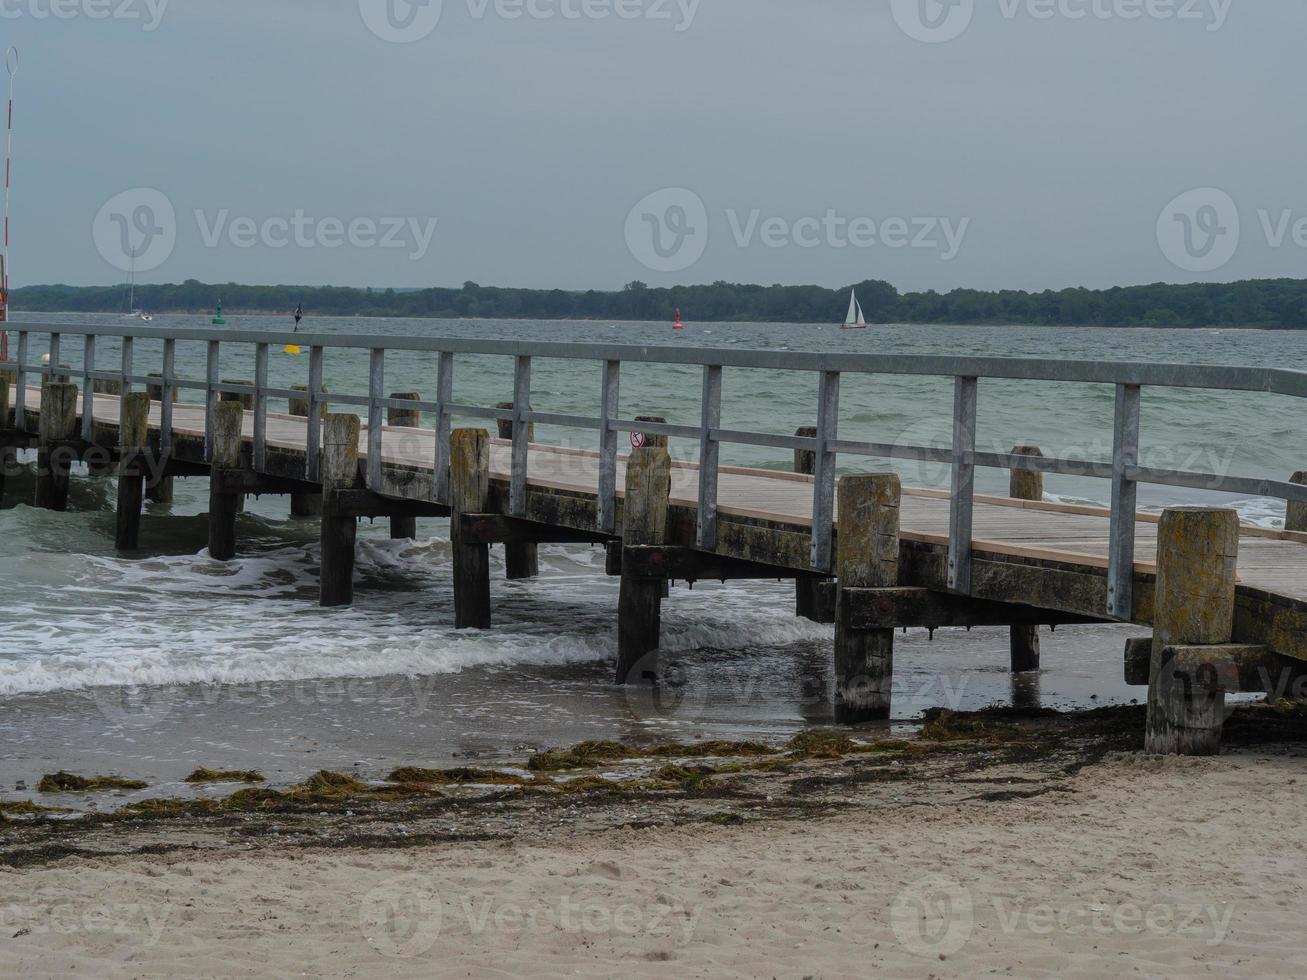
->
(1008, 445), (1044, 672)
(115, 392), (150, 551)
(144, 375), (176, 504)
(288, 385), (324, 517)
(793, 425), (832, 621)
(320, 414), (361, 607)
(834, 473), (900, 724)
(1146, 507), (1239, 756)
(615, 444), (671, 684)
(451, 428), (492, 628)
(388, 393), (422, 541)
(208, 401), (244, 561)
(35, 382), (77, 511)
(496, 402), (539, 580)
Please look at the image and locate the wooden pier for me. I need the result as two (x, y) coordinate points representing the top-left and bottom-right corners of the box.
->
(6, 324), (1307, 755)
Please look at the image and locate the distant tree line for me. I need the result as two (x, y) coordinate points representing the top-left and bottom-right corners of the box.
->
(14, 276), (1307, 328)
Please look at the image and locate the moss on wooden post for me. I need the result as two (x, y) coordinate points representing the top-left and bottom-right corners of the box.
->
(35, 381), (77, 511)
(834, 473), (900, 723)
(320, 414), (361, 608)
(208, 400), (245, 562)
(1009, 445), (1044, 672)
(616, 445), (671, 684)
(1145, 506), (1239, 756)
(115, 392), (150, 551)
(1287, 471), (1307, 533)
(451, 428), (492, 629)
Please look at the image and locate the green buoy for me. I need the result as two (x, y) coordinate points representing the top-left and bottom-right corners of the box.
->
(212, 300), (226, 325)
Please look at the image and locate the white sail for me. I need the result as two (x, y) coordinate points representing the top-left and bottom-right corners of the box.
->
(855, 299), (866, 326)
(845, 289), (859, 326)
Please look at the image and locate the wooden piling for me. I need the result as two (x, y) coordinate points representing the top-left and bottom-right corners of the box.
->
(320, 414), (361, 608)
(220, 379), (256, 411)
(1008, 445), (1044, 672)
(144, 374), (177, 504)
(207, 400), (245, 561)
(115, 392), (150, 550)
(1145, 506), (1239, 756)
(388, 393), (423, 541)
(1287, 471), (1307, 533)
(451, 428), (492, 629)
(35, 382), (77, 511)
(288, 385), (325, 517)
(834, 473), (900, 723)
(615, 445), (672, 684)
(633, 415), (669, 449)
(794, 425), (822, 620)
(0, 374), (11, 501)
(496, 401), (539, 579)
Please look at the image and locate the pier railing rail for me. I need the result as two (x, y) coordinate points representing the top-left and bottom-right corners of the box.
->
(6, 321), (1307, 620)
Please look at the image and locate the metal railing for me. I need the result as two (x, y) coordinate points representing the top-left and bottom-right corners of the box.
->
(6, 321), (1307, 621)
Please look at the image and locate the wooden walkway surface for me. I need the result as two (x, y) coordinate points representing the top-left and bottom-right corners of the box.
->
(27, 386), (1307, 610)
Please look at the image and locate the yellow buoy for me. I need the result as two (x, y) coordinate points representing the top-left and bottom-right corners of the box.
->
(283, 344), (302, 355)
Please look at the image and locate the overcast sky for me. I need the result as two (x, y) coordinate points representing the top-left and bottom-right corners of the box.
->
(2, 0), (1302, 293)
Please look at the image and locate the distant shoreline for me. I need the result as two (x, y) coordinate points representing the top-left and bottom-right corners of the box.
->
(11, 275), (1307, 330)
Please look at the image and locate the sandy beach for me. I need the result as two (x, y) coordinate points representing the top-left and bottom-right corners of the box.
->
(2, 706), (1305, 978)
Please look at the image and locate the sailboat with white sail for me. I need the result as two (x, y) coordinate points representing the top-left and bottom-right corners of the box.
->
(840, 288), (868, 330)
(122, 251), (152, 322)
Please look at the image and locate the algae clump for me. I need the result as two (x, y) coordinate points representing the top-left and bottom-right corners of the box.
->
(183, 768), (265, 784)
(37, 772), (148, 793)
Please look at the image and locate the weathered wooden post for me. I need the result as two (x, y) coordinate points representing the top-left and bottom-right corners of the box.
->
(450, 428), (492, 628)
(1145, 506), (1239, 756)
(208, 400), (245, 561)
(1286, 472), (1307, 532)
(388, 392), (423, 541)
(288, 385), (325, 517)
(1008, 445), (1044, 672)
(35, 381), (77, 511)
(794, 425), (822, 620)
(633, 415), (669, 449)
(320, 414), (361, 607)
(144, 374), (177, 504)
(220, 379), (256, 411)
(496, 401), (539, 579)
(115, 392), (150, 550)
(615, 444), (672, 684)
(834, 473), (900, 723)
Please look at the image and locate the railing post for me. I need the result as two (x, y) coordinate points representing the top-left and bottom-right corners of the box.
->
(205, 340), (220, 462)
(367, 347), (384, 490)
(696, 364), (723, 550)
(253, 342), (269, 472)
(433, 351), (454, 503)
(46, 333), (60, 381)
(809, 370), (840, 571)
(12, 330), (26, 429)
(947, 375), (977, 594)
(1108, 384), (1141, 620)
(80, 335), (96, 442)
(509, 355), (531, 517)
(306, 345), (324, 482)
(159, 338), (176, 457)
(597, 359), (620, 534)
